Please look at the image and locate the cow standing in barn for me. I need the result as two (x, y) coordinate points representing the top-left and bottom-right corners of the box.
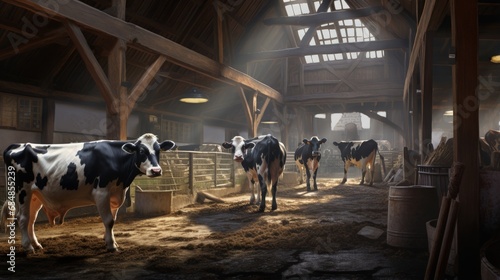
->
(294, 136), (327, 192)
(2, 133), (175, 253)
(223, 134), (286, 212)
(222, 135), (265, 206)
(333, 139), (385, 186)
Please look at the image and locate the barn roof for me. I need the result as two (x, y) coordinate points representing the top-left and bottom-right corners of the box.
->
(0, 0), (499, 127)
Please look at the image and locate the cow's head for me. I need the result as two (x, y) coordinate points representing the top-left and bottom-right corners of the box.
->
(303, 136), (327, 157)
(333, 141), (354, 156)
(122, 133), (175, 177)
(222, 136), (255, 163)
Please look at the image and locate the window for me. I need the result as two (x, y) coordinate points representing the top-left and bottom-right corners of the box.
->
(18, 97), (42, 130)
(0, 93), (42, 131)
(160, 116), (196, 144)
(283, 0), (384, 63)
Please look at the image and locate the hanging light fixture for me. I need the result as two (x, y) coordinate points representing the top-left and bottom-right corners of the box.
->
(179, 87), (209, 104)
(261, 119), (278, 124)
(491, 55), (500, 63)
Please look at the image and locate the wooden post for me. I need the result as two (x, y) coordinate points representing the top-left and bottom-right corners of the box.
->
(189, 153), (194, 194)
(107, 38), (127, 140)
(421, 31), (434, 158)
(451, 0), (480, 277)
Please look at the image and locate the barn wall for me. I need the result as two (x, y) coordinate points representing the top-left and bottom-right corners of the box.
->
(203, 125), (225, 144)
(53, 102), (140, 142)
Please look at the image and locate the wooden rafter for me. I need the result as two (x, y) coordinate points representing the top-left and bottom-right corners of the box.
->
(264, 6), (385, 26)
(299, 0), (332, 47)
(0, 27), (67, 61)
(5, 0), (283, 103)
(64, 21), (115, 113)
(402, 0), (449, 104)
(242, 39), (407, 61)
(128, 55), (166, 110)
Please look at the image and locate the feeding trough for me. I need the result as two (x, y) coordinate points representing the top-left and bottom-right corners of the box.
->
(135, 186), (173, 216)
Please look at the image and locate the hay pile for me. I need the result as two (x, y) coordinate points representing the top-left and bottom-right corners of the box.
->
(424, 137), (453, 166)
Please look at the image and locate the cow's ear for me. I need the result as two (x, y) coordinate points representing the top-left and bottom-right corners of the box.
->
(122, 143), (137, 154)
(333, 142), (339, 146)
(244, 142), (256, 150)
(302, 138), (309, 144)
(222, 142), (233, 149)
(321, 138), (327, 143)
(159, 140), (176, 151)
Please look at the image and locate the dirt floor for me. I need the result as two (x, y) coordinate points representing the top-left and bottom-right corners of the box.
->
(0, 178), (430, 279)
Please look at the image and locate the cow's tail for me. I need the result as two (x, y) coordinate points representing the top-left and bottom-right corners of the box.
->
(376, 147), (387, 177)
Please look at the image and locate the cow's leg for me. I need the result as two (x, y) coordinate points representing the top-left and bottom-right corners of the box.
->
(312, 167), (319, 191)
(360, 165), (366, 185)
(256, 180), (261, 205)
(18, 189), (35, 253)
(295, 161), (304, 184)
(94, 191), (118, 252)
(28, 194), (44, 250)
(271, 180), (278, 211)
(248, 176), (256, 205)
(299, 167), (304, 184)
(369, 159), (376, 186)
(257, 174), (267, 212)
(305, 165), (312, 192)
(341, 162), (349, 184)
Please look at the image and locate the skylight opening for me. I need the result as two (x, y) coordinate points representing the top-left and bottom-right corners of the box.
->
(282, 0), (385, 63)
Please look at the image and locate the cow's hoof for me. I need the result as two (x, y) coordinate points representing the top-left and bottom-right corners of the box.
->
(306, 188), (312, 192)
(23, 246), (35, 254)
(107, 247), (119, 253)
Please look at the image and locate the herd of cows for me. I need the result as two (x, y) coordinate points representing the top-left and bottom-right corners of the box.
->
(1, 133), (384, 253)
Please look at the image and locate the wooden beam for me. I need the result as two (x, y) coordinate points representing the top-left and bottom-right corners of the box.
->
(216, 4), (224, 64)
(41, 46), (76, 89)
(242, 39), (407, 62)
(220, 66), (283, 102)
(285, 89), (402, 104)
(451, 0), (480, 278)
(420, 32), (433, 157)
(255, 97), (271, 127)
(299, 0), (332, 47)
(107, 37), (126, 139)
(264, 6), (384, 26)
(128, 55), (166, 109)
(403, 0), (449, 105)
(0, 27), (67, 61)
(360, 110), (404, 139)
(238, 87), (253, 136)
(64, 21), (116, 113)
(7, 0), (282, 103)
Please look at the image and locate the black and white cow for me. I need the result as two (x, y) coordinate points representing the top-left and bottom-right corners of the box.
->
(333, 139), (385, 186)
(294, 136), (327, 192)
(222, 135), (264, 205)
(2, 133), (175, 253)
(223, 134), (286, 212)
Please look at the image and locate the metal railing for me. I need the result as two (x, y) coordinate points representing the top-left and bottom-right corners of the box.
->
(132, 151), (235, 194)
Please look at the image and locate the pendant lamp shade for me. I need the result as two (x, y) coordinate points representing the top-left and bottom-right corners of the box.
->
(179, 87), (209, 104)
